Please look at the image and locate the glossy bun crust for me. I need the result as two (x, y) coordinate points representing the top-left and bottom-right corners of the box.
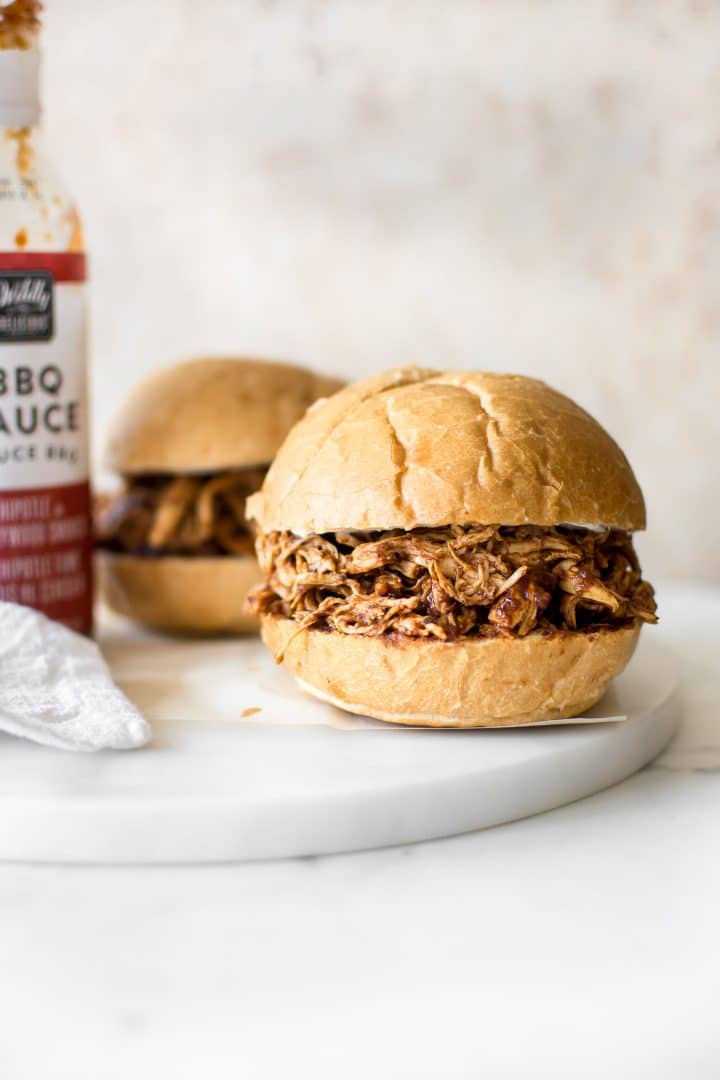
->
(106, 357), (342, 475)
(98, 552), (260, 635)
(261, 615), (641, 728)
(247, 368), (646, 533)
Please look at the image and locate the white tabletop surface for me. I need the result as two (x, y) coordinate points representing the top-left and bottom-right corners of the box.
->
(1, 581), (718, 1080)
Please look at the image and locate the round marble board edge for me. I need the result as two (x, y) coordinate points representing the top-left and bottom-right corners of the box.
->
(0, 630), (679, 862)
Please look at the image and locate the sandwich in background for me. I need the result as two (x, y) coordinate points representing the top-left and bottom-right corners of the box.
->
(95, 357), (341, 635)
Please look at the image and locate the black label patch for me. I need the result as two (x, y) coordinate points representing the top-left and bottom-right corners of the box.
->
(0, 271), (54, 343)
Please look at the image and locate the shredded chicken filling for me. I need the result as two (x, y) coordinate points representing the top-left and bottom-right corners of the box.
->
(95, 469), (266, 557)
(250, 525), (657, 640)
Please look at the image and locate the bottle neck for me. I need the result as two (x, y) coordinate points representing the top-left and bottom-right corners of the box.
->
(0, 48), (40, 128)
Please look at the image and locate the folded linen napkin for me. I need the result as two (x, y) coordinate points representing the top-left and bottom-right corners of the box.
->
(0, 601), (151, 751)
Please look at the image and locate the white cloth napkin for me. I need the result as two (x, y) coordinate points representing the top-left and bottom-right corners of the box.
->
(0, 601), (151, 752)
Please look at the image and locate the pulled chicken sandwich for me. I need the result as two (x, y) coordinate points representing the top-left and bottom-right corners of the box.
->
(247, 368), (657, 727)
(95, 357), (341, 635)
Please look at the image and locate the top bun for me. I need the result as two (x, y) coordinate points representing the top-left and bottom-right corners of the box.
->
(105, 358), (343, 475)
(247, 367), (646, 532)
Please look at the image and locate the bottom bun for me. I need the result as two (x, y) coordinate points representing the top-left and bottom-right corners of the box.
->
(98, 551), (260, 635)
(260, 615), (641, 727)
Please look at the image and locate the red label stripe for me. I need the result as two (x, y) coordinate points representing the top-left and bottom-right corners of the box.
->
(0, 252), (87, 282)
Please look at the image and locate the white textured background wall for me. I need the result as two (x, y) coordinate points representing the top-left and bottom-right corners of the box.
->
(43, 0), (718, 580)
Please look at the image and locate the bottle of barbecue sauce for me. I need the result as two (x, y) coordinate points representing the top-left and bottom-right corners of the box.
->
(0, 2), (92, 634)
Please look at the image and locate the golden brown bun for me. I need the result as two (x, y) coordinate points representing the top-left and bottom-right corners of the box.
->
(247, 368), (646, 532)
(98, 551), (260, 635)
(105, 358), (343, 475)
(261, 614), (641, 727)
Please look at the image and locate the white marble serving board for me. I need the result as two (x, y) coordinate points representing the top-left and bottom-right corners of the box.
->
(0, 626), (679, 862)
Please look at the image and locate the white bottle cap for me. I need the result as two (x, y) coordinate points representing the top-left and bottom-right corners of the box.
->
(0, 48), (40, 127)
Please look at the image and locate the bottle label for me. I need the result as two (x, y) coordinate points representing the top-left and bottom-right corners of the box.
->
(0, 252), (92, 633)
(0, 269), (53, 342)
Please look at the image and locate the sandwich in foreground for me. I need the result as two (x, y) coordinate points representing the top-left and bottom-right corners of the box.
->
(247, 368), (657, 727)
(95, 357), (340, 634)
